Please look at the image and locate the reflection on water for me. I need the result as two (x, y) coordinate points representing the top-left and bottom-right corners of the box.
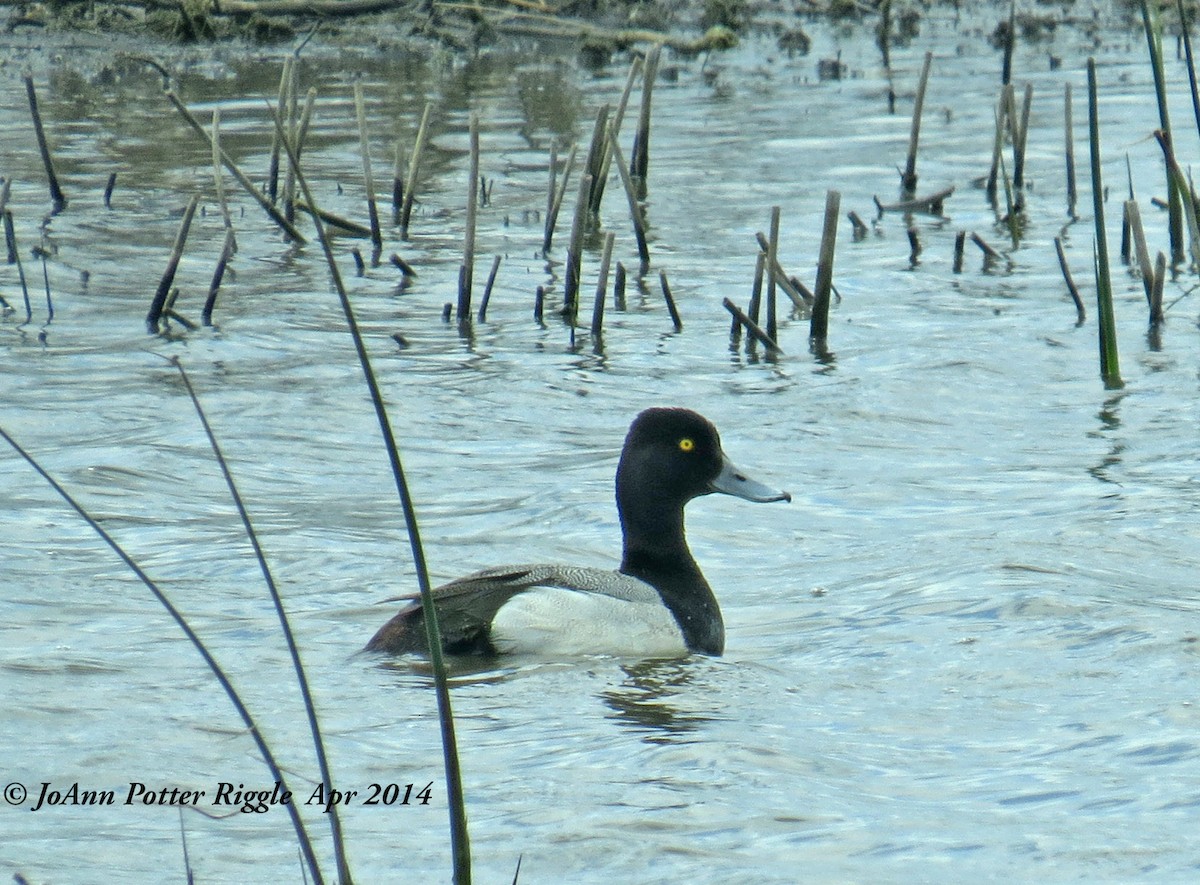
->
(4, 5), (1200, 882)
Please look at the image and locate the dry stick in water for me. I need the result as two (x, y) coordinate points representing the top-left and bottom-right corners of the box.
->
(283, 87), (317, 225)
(355, 84), (384, 254)
(969, 232), (1002, 260)
(401, 101), (434, 239)
(583, 105), (611, 215)
(901, 51), (933, 195)
(613, 261), (627, 311)
(737, 250), (766, 347)
(630, 44), (661, 197)
(592, 57), (644, 212)
(1011, 83), (1033, 211)
(477, 254), (502, 322)
(211, 109), (236, 247)
(392, 139), (406, 226)
(591, 231), (616, 338)
(202, 228), (237, 326)
(543, 143), (577, 254)
(1124, 200), (1155, 305)
(765, 207), (781, 342)
(563, 172), (593, 320)
(164, 90), (304, 243)
(5, 210), (32, 321)
(534, 284), (545, 322)
(985, 86), (1009, 204)
(24, 75), (66, 211)
(754, 231), (810, 310)
(606, 129), (650, 270)
(147, 194), (200, 331)
(1053, 236), (1086, 322)
(1064, 83), (1077, 218)
(723, 297), (780, 353)
(953, 230), (966, 273)
(267, 57), (293, 205)
(103, 173), (117, 210)
(811, 190), (840, 342)
(1149, 250), (1167, 326)
(658, 270), (682, 331)
(457, 113), (481, 321)
(848, 211), (869, 238)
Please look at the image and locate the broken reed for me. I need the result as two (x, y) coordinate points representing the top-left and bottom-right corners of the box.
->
(811, 190), (840, 343)
(401, 102), (434, 238)
(1087, 58), (1122, 389)
(24, 74), (66, 211)
(902, 51), (933, 194)
(457, 113), (480, 322)
(147, 194), (200, 331)
(630, 44), (661, 197)
(354, 84), (384, 253)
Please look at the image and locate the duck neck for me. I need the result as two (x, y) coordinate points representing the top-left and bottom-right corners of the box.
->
(618, 502), (725, 655)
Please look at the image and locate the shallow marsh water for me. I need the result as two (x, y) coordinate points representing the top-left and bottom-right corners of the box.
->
(2, 7), (1199, 882)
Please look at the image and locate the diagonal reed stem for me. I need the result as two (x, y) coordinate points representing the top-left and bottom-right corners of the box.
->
(0, 425), (326, 885)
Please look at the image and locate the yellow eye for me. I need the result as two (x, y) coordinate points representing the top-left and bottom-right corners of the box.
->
(679, 437), (695, 452)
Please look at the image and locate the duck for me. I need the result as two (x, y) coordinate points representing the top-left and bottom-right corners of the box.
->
(365, 407), (790, 658)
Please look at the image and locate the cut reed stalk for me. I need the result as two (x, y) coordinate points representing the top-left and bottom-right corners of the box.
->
(592, 57), (644, 212)
(104, 173), (117, 210)
(543, 143), (578, 254)
(591, 231), (616, 337)
(534, 284), (545, 321)
(147, 194), (200, 331)
(630, 44), (661, 197)
(848, 211), (869, 238)
(1150, 250), (1166, 326)
(271, 107), (471, 884)
(0, 427), (329, 885)
(458, 113), (480, 322)
(754, 231), (809, 310)
(211, 109), (236, 243)
(985, 87), (1008, 204)
(1124, 200), (1154, 305)
(164, 90), (305, 243)
(811, 190), (840, 342)
(1087, 58), (1123, 389)
(613, 261), (627, 311)
(605, 129), (650, 270)
(401, 102), (434, 239)
(355, 84), (384, 253)
(723, 297), (781, 353)
(766, 206), (780, 342)
(1053, 236), (1086, 322)
(901, 51), (933, 194)
(953, 230), (966, 272)
(392, 139), (406, 226)
(658, 270), (682, 330)
(563, 172), (593, 320)
(7, 211), (31, 321)
(583, 105), (611, 215)
(1064, 83), (1077, 218)
(202, 228), (237, 326)
(1011, 82), (1032, 210)
(970, 231), (1002, 260)
(267, 58), (293, 205)
(477, 254), (502, 322)
(24, 75), (66, 211)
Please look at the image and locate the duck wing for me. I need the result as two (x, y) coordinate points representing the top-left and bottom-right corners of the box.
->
(365, 564), (661, 656)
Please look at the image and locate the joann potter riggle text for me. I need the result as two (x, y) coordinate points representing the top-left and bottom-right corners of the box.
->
(11, 780), (433, 813)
